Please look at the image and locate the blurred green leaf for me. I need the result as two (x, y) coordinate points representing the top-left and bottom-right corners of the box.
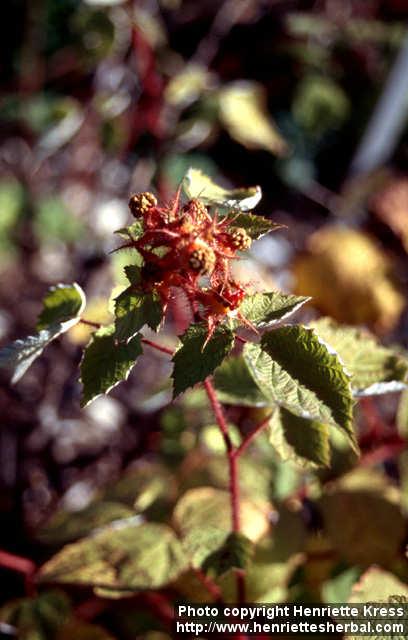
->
(39, 522), (187, 591)
(0, 591), (70, 640)
(34, 197), (84, 243)
(269, 407), (330, 469)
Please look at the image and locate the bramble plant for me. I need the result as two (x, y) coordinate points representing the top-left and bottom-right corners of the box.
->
(1, 169), (408, 636)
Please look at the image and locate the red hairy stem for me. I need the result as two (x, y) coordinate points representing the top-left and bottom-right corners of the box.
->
(204, 378), (246, 605)
(193, 567), (224, 602)
(233, 413), (273, 459)
(141, 338), (174, 356)
(79, 319), (101, 329)
(0, 550), (37, 597)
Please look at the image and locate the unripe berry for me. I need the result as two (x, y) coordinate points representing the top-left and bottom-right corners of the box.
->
(229, 227), (252, 251)
(129, 192), (157, 217)
(188, 243), (216, 275)
(184, 198), (208, 221)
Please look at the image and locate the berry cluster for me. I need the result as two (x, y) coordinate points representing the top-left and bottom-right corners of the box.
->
(122, 190), (254, 340)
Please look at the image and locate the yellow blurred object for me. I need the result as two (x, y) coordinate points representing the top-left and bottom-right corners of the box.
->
(293, 227), (404, 333)
(219, 81), (288, 156)
(68, 298), (113, 344)
(165, 64), (214, 108)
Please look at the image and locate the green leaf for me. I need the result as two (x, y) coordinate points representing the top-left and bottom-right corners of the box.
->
(269, 407), (330, 469)
(310, 317), (408, 395)
(224, 211), (282, 239)
(37, 501), (135, 545)
(0, 326), (71, 384)
(348, 567), (408, 604)
(172, 323), (234, 397)
(243, 325), (356, 449)
(38, 521), (187, 591)
(183, 168), (262, 211)
(80, 325), (142, 407)
(239, 292), (309, 328)
(114, 288), (163, 341)
(0, 283), (86, 383)
(114, 219), (144, 240)
(203, 532), (254, 577)
(320, 469), (406, 567)
(173, 487), (269, 569)
(124, 264), (142, 285)
(214, 356), (270, 406)
(0, 590), (71, 640)
(37, 283), (86, 330)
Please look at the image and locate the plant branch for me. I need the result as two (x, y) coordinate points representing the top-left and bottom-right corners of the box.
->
(204, 378), (245, 604)
(141, 337), (174, 356)
(233, 412), (273, 459)
(0, 550), (37, 597)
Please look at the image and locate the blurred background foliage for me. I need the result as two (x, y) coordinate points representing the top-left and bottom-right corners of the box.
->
(1, 0), (408, 637)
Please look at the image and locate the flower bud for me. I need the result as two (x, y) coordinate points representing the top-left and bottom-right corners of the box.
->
(128, 192), (157, 217)
(229, 228), (252, 251)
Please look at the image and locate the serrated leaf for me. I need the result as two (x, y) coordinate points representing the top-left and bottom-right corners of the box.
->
(239, 292), (309, 328)
(114, 220), (144, 240)
(225, 211), (281, 239)
(123, 265), (142, 285)
(37, 283), (86, 330)
(183, 168), (261, 211)
(38, 521), (187, 591)
(0, 283), (86, 383)
(269, 407), (330, 469)
(172, 323), (234, 397)
(311, 317), (408, 395)
(349, 567), (408, 603)
(243, 326), (356, 449)
(37, 501), (135, 545)
(214, 356), (270, 406)
(80, 325), (142, 407)
(0, 324), (77, 384)
(114, 288), (163, 341)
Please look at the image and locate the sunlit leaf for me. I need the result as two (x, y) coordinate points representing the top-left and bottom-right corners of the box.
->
(243, 326), (356, 449)
(293, 227), (404, 333)
(310, 317), (408, 395)
(320, 469), (406, 567)
(38, 502), (135, 545)
(219, 82), (288, 156)
(80, 325), (142, 406)
(37, 283), (86, 330)
(183, 168), (261, 211)
(165, 64), (214, 107)
(39, 521), (187, 591)
(223, 211), (282, 239)
(239, 291), (309, 328)
(349, 566), (408, 603)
